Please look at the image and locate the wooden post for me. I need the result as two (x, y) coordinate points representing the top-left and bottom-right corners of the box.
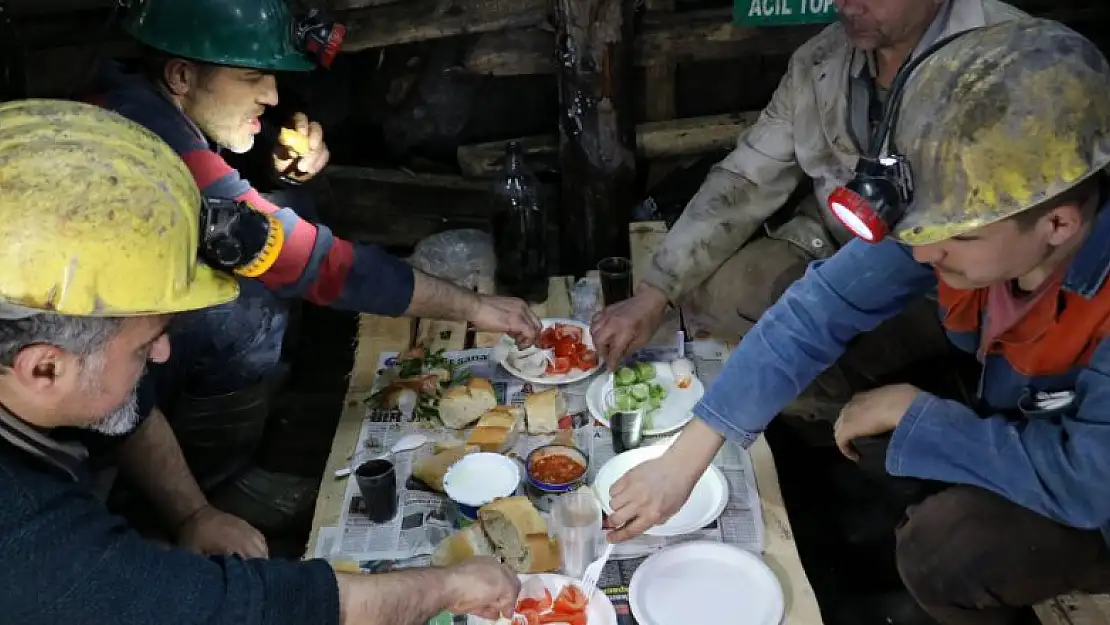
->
(554, 0), (638, 276)
(642, 0), (677, 122)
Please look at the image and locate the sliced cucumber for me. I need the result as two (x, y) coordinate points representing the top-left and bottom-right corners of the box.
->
(635, 362), (656, 383)
(616, 367), (638, 386)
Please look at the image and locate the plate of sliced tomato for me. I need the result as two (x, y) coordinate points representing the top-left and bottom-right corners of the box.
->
(508, 573), (617, 625)
(496, 318), (602, 386)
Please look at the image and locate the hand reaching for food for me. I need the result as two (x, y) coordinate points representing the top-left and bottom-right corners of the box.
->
(473, 295), (542, 348)
(444, 556), (522, 620)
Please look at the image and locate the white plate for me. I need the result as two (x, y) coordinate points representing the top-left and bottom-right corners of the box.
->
(471, 573), (618, 625)
(495, 318), (602, 386)
(592, 444), (728, 537)
(585, 362), (704, 436)
(629, 541), (784, 625)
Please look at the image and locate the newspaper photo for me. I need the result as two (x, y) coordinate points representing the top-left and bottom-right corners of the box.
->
(328, 337), (764, 589)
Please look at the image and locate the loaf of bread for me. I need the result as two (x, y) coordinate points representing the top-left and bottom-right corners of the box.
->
(478, 496), (561, 573)
(524, 389), (564, 434)
(433, 496), (561, 574)
(439, 378), (497, 429)
(431, 523), (494, 567)
(411, 444), (477, 492)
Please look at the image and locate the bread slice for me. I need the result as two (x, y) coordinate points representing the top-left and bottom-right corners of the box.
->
(478, 406), (523, 430)
(431, 523), (494, 567)
(411, 445), (477, 492)
(478, 496), (561, 573)
(439, 377), (498, 429)
(467, 426), (510, 453)
(524, 389), (564, 434)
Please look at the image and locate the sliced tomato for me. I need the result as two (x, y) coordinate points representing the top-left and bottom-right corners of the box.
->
(539, 328), (558, 349)
(517, 589), (553, 614)
(553, 337), (577, 358)
(576, 342), (589, 356)
(578, 349), (599, 369)
(535, 588), (554, 612)
(551, 356), (571, 375)
(539, 612), (586, 625)
(552, 584), (588, 615)
(566, 353), (581, 371)
(554, 324), (584, 342)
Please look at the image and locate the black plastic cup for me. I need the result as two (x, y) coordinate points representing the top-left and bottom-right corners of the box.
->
(598, 257), (633, 305)
(355, 459), (398, 523)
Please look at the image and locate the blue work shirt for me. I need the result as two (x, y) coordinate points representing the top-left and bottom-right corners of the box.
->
(694, 202), (1110, 542)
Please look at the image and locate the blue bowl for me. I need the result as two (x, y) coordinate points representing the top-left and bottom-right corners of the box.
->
(526, 444), (589, 493)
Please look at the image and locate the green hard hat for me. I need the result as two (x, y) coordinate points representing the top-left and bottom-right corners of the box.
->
(122, 0), (317, 72)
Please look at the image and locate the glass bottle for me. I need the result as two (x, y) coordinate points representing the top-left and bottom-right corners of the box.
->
(490, 141), (549, 303)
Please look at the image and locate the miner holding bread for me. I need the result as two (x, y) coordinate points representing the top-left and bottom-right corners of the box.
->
(0, 99), (522, 625)
(73, 0), (543, 557)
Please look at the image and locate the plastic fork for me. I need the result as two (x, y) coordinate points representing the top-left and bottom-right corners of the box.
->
(579, 542), (614, 601)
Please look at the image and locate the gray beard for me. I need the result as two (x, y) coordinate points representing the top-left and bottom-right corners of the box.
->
(76, 354), (143, 436)
(85, 390), (140, 436)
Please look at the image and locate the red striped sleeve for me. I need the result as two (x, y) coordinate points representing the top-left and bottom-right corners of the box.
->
(179, 150), (354, 305)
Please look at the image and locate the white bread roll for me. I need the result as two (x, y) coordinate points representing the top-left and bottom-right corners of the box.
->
(439, 377), (497, 429)
(524, 389), (563, 434)
(431, 523), (494, 567)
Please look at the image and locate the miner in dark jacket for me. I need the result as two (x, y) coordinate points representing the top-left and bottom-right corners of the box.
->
(0, 99), (519, 625)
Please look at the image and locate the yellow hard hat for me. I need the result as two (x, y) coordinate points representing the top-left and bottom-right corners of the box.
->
(892, 19), (1110, 245)
(0, 99), (239, 317)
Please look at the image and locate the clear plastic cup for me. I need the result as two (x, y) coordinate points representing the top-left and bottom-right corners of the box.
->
(550, 486), (605, 577)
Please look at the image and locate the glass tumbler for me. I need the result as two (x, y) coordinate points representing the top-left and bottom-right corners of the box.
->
(550, 487), (605, 578)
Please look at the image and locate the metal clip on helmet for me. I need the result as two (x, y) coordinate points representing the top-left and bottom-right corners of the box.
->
(121, 0), (346, 71)
(828, 18), (1110, 246)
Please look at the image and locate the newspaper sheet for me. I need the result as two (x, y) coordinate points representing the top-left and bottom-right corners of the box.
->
(329, 339), (764, 592)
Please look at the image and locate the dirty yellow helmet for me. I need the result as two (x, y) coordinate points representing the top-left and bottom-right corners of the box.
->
(892, 18), (1110, 245)
(0, 99), (239, 317)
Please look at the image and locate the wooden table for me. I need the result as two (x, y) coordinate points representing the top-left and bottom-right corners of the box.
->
(303, 222), (822, 624)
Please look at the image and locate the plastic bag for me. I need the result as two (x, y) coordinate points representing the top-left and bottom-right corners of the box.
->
(407, 229), (496, 291)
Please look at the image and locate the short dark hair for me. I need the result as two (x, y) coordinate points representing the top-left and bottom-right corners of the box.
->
(1011, 173), (1103, 230)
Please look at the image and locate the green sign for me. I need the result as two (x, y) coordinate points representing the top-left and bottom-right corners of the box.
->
(734, 0), (839, 26)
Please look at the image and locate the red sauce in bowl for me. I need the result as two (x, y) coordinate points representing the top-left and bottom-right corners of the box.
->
(530, 454), (586, 485)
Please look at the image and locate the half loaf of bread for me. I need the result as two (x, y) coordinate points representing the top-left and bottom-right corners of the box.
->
(478, 496), (561, 573)
(439, 378), (497, 429)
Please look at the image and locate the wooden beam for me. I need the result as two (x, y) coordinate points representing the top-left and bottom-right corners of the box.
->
(457, 111), (757, 177)
(554, 0), (638, 275)
(338, 0), (550, 52)
(318, 165), (560, 251)
(462, 5), (1110, 77)
(464, 10), (821, 77)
